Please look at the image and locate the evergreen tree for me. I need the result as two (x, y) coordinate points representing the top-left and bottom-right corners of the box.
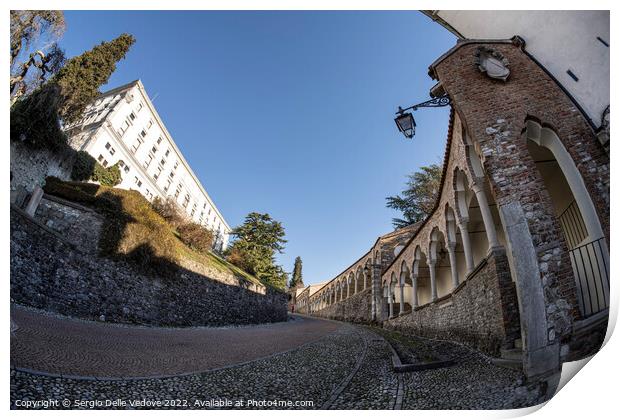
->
(227, 212), (288, 290)
(289, 256), (304, 289)
(54, 33), (135, 124)
(11, 33), (135, 149)
(386, 163), (443, 229)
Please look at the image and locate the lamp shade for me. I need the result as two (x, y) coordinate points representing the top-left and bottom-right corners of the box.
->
(394, 112), (416, 139)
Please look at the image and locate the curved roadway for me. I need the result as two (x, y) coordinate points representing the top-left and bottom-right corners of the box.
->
(10, 306), (339, 379)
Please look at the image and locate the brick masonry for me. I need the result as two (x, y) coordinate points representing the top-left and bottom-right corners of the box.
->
(10, 206), (287, 327)
(431, 40), (610, 347)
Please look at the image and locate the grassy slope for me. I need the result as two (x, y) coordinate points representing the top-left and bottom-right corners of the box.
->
(43, 177), (263, 287)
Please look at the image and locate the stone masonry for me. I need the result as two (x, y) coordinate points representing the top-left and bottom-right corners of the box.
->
(10, 206), (287, 327)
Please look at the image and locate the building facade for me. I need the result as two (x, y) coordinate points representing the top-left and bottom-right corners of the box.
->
(423, 10), (610, 149)
(65, 80), (231, 251)
(298, 12), (609, 382)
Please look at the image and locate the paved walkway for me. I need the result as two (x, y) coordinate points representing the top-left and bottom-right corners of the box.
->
(11, 306), (547, 409)
(10, 306), (339, 378)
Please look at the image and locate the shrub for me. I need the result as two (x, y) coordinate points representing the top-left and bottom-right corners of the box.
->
(71, 151), (97, 181)
(92, 161), (122, 186)
(177, 222), (214, 253)
(151, 196), (185, 228)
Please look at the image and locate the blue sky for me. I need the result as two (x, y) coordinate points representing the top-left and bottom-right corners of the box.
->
(61, 11), (456, 285)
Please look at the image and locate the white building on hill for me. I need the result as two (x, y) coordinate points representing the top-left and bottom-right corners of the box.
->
(66, 80), (231, 251)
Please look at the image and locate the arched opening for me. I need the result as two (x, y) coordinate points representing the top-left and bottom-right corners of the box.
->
(446, 206), (466, 287)
(526, 121), (609, 317)
(347, 273), (355, 298)
(414, 246), (432, 306)
(399, 261), (412, 314)
(430, 228), (452, 298)
(356, 266), (364, 293)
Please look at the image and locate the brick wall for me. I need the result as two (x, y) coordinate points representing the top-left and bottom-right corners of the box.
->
(432, 40), (609, 344)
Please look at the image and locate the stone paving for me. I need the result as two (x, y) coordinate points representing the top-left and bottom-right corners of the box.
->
(10, 305), (339, 378)
(11, 309), (547, 410)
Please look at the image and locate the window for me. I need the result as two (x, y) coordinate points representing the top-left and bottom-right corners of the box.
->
(119, 160), (131, 174)
(165, 149), (170, 157)
(174, 161), (179, 170)
(157, 136), (163, 145)
(170, 172), (175, 179)
(97, 154), (104, 163)
(151, 146), (157, 154)
(160, 158), (166, 166)
(147, 119), (154, 129)
(136, 102), (143, 112)
(134, 177), (142, 188)
(153, 166), (163, 180)
(140, 129), (147, 138)
(144, 153), (154, 169)
(183, 194), (190, 208)
(129, 112), (136, 121)
(102, 159), (108, 167)
(131, 138), (142, 153)
(118, 120), (130, 136)
(164, 178), (172, 192)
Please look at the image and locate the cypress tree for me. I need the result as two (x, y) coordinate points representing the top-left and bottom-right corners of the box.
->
(289, 256), (303, 289)
(55, 33), (135, 124)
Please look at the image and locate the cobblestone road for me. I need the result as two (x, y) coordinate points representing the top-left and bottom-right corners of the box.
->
(10, 305), (339, 378)
(11, 307), (546, 410)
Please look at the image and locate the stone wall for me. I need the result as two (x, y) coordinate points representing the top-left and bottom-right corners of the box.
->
(314, 288), (374, 324)
(10, 141), (74, 206)
(383, 250), (521, 357)
(33, 195), (104, 254)
(10, 206), (287, 327)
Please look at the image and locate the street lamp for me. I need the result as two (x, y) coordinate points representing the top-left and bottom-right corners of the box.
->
(394, 94), (451, 140)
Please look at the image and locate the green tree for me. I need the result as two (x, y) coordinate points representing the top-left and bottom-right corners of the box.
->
(11, 33), (135, 150)
(386, 163), (443, 229)
(227, 212), (288, 290)
(54, 33), (135, 125)
(289, 256), (304, 289)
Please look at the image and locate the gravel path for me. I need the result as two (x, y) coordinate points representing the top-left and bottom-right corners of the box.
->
(10, 305), (339, 378)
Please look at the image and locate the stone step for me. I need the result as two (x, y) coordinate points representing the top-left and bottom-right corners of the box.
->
(500, 348), (523, 361)
(490, 357), (523, 371)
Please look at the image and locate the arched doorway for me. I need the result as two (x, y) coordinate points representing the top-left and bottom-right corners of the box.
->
(527, 120), (609, 317)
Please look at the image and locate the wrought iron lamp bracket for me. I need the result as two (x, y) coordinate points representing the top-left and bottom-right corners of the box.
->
(396, 94), (451, 115)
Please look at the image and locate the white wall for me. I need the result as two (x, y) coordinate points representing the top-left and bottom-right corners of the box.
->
(431, 10), (610, 126)
(71, 82), (231, 250)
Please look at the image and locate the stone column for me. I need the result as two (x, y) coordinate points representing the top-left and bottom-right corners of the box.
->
(472, 182), (501, 251)
(428, 258), (438, 302)
(24, 185), (43, 216)
(388, 283), (394, 318)
(458, 220), (475, 274)
(371, 271), (376, 321)
(447, 242), (459, 289)
(411, 275), (418, 309)
(398, 279), (405, 316)
(354, 275), (358, 294)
